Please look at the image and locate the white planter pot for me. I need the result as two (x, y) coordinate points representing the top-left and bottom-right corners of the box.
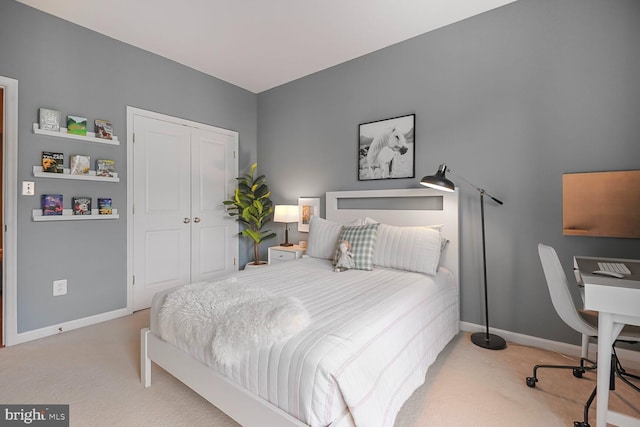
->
(243, 262), (268, 270)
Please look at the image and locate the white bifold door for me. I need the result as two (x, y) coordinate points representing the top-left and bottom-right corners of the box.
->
(132, 114), (238, 311)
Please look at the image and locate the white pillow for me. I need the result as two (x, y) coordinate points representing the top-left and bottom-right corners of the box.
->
(373, 223), (442, 276)
(364, 217), (448, 253)
(306, 216), (369, 259)
(306, 217), (344, 259)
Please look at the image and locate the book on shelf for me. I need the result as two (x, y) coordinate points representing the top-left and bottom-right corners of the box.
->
(95, 159), (115, 177)
(94, 119), (113, 140)
(67, 115), (87, 136)
(41, 151), (64, 173)
(42, 194), (63, 216)
(72, 196), (92, 215)
(69, 154), (91, 175)
(97, 198), (113, 215)
(39, 108), (62, 132)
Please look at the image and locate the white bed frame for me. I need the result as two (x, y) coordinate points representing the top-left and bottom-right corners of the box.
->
(141, 188), (459, 427)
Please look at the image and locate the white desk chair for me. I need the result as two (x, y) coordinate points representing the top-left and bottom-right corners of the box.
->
(572, 268), (592, 361)
(526, 243), (640, 427)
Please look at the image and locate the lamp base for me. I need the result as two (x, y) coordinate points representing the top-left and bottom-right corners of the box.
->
(470, 332), (507, 350)
(280, 242), (293, 247)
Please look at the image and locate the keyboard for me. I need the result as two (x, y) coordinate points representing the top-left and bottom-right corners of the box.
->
(597, 262), (631, 275)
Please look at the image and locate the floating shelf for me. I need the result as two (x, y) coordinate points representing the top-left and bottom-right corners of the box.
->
(33, 166), (119, 182)
(33, 123), (120, 146)
(32, 208), (119, 222)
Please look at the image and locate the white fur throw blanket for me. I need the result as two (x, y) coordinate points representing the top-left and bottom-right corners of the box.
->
(158, 277), (310, 366)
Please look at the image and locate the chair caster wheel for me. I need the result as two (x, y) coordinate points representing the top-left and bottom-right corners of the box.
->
(574, 422), (590, 427)
(526, 377), (537, 388)
(573, 368), (585, 378)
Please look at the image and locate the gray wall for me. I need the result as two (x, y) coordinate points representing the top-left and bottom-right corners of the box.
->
(3, 0), (639, 345)
(258, 0), (640, 345)
(0, 1), (257, 333)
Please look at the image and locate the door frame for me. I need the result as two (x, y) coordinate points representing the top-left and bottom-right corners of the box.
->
(1, 76), (18, 346)
(126, 106), (239, 311)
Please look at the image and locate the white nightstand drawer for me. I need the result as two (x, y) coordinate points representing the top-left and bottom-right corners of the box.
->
(271, 251), (298, 262)
(268, 245), (304, 264)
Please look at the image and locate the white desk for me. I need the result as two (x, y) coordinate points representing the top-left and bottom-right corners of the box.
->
(574, 256), (640, 427)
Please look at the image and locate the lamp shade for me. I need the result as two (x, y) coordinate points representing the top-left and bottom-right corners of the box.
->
(420, 164), (455, 192)
(274, 205), (299, 223)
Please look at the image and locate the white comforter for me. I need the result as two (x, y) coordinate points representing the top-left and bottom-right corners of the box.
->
(151, 257), (458, 427)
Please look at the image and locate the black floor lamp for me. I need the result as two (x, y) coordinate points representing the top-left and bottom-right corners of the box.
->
(421, 163), (506, 350)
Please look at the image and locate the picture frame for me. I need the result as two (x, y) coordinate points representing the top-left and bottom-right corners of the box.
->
(39, 108), (61, 132)
(94, 119), (113, 140)
(298, 197), (320, 232)
(358, 113), (415, 181)
(67, 115), (88, 136)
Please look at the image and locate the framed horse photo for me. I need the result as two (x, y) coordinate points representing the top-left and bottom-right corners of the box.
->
(358, 114), (415, 181)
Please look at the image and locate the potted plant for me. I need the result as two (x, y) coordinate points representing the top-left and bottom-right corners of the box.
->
(223, 163), (276, 266)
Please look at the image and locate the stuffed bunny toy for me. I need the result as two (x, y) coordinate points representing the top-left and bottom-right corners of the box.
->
(334, 240), (355, 272)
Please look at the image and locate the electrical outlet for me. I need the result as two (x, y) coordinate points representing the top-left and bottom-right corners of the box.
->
(22, 181), (35, 196)
(53, 279), (67, 296)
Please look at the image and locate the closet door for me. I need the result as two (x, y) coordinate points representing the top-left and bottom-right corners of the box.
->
(190, 127), (236, 282)
(132, 115), (238, 311)
(133, 116), (192, 311)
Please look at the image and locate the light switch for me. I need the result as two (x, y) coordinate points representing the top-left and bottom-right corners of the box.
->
(22, 181), (35, 196)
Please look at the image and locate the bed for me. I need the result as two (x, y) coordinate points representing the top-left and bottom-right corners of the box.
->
(141, 188), (460, 426)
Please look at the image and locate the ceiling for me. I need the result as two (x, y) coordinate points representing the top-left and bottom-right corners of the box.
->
(17, 0), (517, 93)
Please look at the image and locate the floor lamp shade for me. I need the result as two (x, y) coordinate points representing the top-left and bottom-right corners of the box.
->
(421, 164), (506, 350)
(274, 205), (299, 247)
(420, 164), (455, 192)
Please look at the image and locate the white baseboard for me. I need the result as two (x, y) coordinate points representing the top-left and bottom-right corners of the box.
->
(9, 308), (132, 346)
(460, 321), (640, 370)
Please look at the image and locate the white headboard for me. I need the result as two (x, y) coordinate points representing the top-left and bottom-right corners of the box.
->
(326, 188), (459, 288)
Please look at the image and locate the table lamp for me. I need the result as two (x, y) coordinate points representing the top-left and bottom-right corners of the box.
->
(274, 205), (299, 247)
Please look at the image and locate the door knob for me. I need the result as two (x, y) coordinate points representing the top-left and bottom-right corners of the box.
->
(183, 218), (191, 224)
(194, 217), (201, 223)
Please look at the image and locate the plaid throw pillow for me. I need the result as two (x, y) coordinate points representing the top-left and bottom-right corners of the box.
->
(333, 223), (379, 271)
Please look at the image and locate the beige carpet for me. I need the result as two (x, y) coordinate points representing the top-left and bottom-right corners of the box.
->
(0, 310), (638, 427)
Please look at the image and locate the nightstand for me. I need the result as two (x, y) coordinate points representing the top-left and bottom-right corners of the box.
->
(268, 245), (304, 264)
